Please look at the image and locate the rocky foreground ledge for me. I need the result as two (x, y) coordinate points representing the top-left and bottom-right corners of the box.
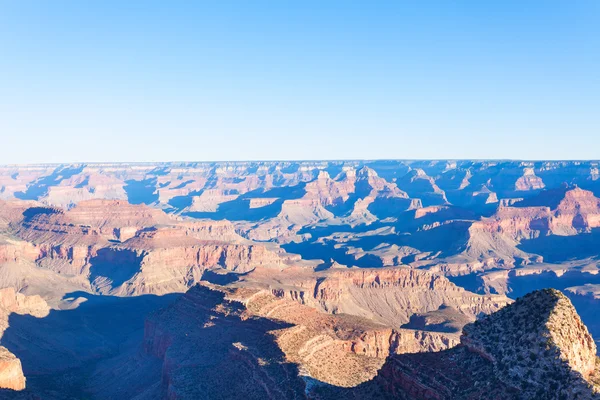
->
(314, 289), (600, 399)
(1, 286), (599, 399)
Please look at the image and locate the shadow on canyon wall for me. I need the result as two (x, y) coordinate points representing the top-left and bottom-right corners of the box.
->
(181, 184), (308, 221)
(124, 178), (159, 205)
(0, 286), (310, 400)
(518, 229), (600, 263)
(284, 221), (470, 268)
(15, 166), (85, 201)
(1, 292), (180, 398)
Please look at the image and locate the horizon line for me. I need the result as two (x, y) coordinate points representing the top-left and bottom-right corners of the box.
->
(2, 158), (600, 167)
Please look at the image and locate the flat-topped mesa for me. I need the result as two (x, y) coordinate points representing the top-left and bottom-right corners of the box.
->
(118, 226), (209, 249)
(302, 169), (356, 207)
(471, 205), (552, 240)
(43, 172), (128, 208)
(473, 188), (600, 239)
(10, 206), (111, 274)
(66, 199), (175, 241)
(92, 227), (286, 296)
(0, 200), (39, 230)
(175, 219), (240, 241)
(552, 187), (600, 233)
(462, 289), (598, 394)
(271, 268), (511, 328)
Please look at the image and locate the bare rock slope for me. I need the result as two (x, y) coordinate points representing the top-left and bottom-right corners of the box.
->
(318, 289), (600, 399)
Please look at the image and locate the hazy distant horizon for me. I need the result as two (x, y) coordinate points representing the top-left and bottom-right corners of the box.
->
(2, 158), (600, 167)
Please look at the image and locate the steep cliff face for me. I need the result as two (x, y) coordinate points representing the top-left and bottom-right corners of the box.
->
(0, 287), (50, 391)
(140, 285), (307, 400)
(179, 219), (240, 241)
(302, 170), (356, 207)
(551, 187), (600, 234)
(462, 289), (598, 393)
(364, 289), (600, 400)
(0, 347), (25, 391)
(471, 206), (552, 240)
(462, 188), (600, 266)
(0, 287), (50, 322)
(66, 199), (175, 241)
(470, 188), (600, 241)
(89, 228), (286, 296)
(515, 168), (545, 191)
(9, 206), (108, 274)
(242, 289), (458, 387)
(271, 268), (510, 328)
(0, 236), (38, 265)
(137, 283), (461, 395)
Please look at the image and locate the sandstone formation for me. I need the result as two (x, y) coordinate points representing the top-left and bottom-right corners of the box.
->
(268, 268), (511, 328)
(0, 347), (25, 391)
(315, 289), (600, 399)
(102, 283), (460, 399)
(0, 287), (50, 392)
(1, 161), (600, 398)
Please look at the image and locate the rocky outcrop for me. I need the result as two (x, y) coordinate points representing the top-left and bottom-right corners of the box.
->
(90, 227), (287, 295)
(134, 283), (460, 395)
(551, 187), (600, 234)
(303, 170), (356, 207)
(0, 287), (50, 391)
(0, 236), (38, 265)
(140, 285), (307, 399)
(271, 268), (511, 328)
(462, 289), (597, 389)
(471, 188), (600, 241)
(366, 289), (600, 400)
(66, 199), (175, 241)
(396, 169), (448, 207)
(515, 168), (545, 191)
(0, 347), (25, 391)
(43, 173), (128, 208)
(0, 287), (50, 322)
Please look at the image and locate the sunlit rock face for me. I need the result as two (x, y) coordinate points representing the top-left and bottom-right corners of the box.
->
(0, 161), (600, 398)
(0, 287), (49, 391)
(321, 289), (600, 400)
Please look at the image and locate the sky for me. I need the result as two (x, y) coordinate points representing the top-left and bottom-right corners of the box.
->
(0, 1), (599, 163)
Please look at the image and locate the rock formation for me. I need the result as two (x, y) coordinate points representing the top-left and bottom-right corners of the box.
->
(328, 289), (600, 400)
(269, 268), (511, 328)
(1, 161), (600, 398)
(0, 287), (50, 391)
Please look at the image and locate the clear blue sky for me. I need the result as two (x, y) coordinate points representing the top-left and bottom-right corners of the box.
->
(0, 1), (598, 163)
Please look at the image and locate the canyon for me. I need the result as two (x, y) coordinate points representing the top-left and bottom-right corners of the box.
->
(0, 160), (600, 399)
